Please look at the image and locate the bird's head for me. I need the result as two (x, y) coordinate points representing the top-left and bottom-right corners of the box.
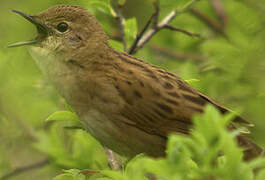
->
(9, 5), (108, 52)
(8, 5), (110, 79)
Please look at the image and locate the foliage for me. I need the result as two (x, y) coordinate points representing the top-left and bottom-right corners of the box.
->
(0, 0), (265, 179)
(51, 105), (265, 180)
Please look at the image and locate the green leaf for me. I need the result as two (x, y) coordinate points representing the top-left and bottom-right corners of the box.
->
(100, 170), (125, 180)
(124, 17), (138, 47)
(184, 78), (200, 83)
(63, 126), (85, 130)
(118, 0), (126, 6)
(46, 111), (84, 131)
(160, 0), (192, 11)
(257, 169), (265, 180)
(46, 111), (81, 123)
(109, 40), (124, 52)
(88, 0), (112, 15)
(64, 101), (74, 112)
(53, 169), (86, 180)
(248, 157), (265, 169)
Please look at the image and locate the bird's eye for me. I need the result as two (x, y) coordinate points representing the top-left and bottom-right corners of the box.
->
(57, 22), (68, 33)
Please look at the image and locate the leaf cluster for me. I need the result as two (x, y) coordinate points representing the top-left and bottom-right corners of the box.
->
(50, 105), (265, 180)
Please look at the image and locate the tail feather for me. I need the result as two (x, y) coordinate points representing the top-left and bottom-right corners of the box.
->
(198, 93), (253, 126)
(237, 135), (263, 161)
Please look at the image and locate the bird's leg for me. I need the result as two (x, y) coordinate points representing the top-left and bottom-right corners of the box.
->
(104, 147), (122, 171)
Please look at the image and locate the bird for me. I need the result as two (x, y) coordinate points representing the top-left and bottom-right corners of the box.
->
(8, 5), (262, 161)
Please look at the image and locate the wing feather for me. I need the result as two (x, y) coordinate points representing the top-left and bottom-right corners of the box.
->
(112, 53), (252, 139)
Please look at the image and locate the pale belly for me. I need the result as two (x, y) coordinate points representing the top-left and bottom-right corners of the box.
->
(80, 108), (166, 158)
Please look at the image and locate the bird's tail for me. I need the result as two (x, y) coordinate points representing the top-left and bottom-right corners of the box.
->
(237, 135), (263, 161)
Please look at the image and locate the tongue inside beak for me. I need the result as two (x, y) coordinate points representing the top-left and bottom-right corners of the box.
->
(7, 40), (40, 48)
(8, 10), (47, 48)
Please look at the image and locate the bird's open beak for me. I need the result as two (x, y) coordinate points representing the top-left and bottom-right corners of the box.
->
(8, 10), (47, 48)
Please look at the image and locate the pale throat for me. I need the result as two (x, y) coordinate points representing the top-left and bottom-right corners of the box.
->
(28, 42), (79, 97)
(28, 39), (68, 76)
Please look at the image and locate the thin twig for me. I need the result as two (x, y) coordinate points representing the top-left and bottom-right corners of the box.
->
(114, 5), (127, 52)
(80, 169), (100, 175)
(190, 8), (228, 38)
(0, 101), (37, 141)
(0, 159), (49, 180)
(128, 2), (159, 54)
(127, 14), (154, 54)
(150, 44), (205, 62)
(164, 25), (200, 37)
(132, 10), (176, 53)
(210, 0), (228, 26)
(128, 0), (199, 54)
(238, 0), (265, 14)
(152, 0), (160, 28)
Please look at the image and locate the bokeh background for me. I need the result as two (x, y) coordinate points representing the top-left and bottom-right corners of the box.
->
(0, 0), (264, 179)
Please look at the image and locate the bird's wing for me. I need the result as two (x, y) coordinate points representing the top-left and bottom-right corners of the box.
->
(112, 56), (251, 138)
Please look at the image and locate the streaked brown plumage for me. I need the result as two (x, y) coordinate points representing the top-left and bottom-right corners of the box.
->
(9, 5), (262, 161)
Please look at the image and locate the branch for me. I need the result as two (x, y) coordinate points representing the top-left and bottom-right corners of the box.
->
(189, 8), (227, 38)
(80, 169), (100, 175)
(128, 0), (199, 54)
(0, 159), (49, 180)
(131, 11), (176, 54)
(150, 44), (205, 62)
(210, 0), (228, 26)
(0, 101), (37, 141)
(128, 2), (159, 54)
(238, 0), (265, 14)
(114, 5), (127, 52)
(152, 0), (160, 28)
(164, 25), (200, 38)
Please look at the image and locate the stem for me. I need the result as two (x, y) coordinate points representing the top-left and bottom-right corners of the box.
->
(164, 25), (200, 37)
(128, 0), (199, 54)
(0, 159), (49, 180)
(115, 5), (127, 52)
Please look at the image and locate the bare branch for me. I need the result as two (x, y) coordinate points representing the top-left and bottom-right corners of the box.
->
(129, 0), (199, 54)
(128, 2), (159, 54)
(210, 0), (228, 26)
(0, 159), (49, 180)
(130, 11), (176, 54)
(189, 8), (228, 38)
(80, 169), (100, 175)
(150, 44), (205, 62)
(127, 14), (154, 54)
(114, 5), (127, 52)
(152, 0), (160, 28)
(164, 25), (201, 38)
(0, 101), (37, 141)
(238, 0), (265, 14)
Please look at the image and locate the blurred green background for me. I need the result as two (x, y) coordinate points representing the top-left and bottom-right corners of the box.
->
(0, 0), (264, 179)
